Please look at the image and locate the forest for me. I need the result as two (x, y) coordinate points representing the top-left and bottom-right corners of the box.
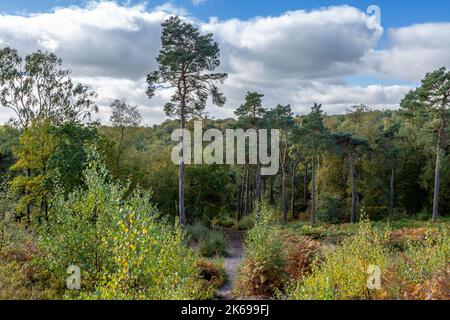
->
(0, 16), (449, 300)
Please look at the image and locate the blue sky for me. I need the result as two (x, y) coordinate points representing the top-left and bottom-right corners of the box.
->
(0, 1), (449, 124)
(2, 0), (450, 27)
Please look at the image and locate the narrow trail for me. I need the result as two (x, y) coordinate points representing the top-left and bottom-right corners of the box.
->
(216, 228), (245, 300)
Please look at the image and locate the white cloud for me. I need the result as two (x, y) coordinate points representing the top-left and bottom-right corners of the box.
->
(0, 2), (448, 125)
(192, 0), (207, 6)
(364, 23), (450, 81)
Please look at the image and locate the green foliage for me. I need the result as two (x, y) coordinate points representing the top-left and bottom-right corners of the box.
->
(316, 192), (344, 224)
(47, 123), (99, 194)
(0, 47), (97, 128)
(235, 204), (285, 297)
(38, 150), (209, 300)
(289, 217), (390, 300)
(147, 16), (227, 118)
(188, 222), (227, 257)
(10, 119), (57, 221)
(236, 214), (255, 230)
(0, 126), (20, 174)
(198, 229), (227, 258)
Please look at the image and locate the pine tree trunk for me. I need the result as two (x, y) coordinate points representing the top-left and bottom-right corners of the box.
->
(350, 156), (356, 223)
(256, 163), (262, 209)
(282, 165), (287, 224)
(291, 161), (297, 218)
(269, 175), (274, 206)
(179, 102), (186, 227)
(390, 166), (395, 214)
(303, 162), (308, 208)
(432, 138), (442, 223)
(311, 157), (316, 225)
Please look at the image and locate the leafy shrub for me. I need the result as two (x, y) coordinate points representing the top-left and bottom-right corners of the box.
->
(188, 222), (209, 242)
(198, 229), (227, 257)
(236, 214), (255, 230)
(234, 204), (284, 297)
(289, 217), (390, 300)
(38, 151), (210, 300)
(188, 222), (227, 257)
(212, 214), (235, 228)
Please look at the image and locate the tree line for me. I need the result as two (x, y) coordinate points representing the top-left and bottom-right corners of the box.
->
(0, 16), (449, 229)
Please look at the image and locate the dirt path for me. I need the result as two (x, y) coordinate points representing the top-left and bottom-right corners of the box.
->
(216, 228), (245, 300)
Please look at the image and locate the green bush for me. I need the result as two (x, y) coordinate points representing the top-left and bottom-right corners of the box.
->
(234, 204), (285, 297)
(187, 222), (209, 242)
(236, 214), (255, 230)
(288, 216), (390, 300)
(37, 151), (210, 300)
(198, 229), (227, 257)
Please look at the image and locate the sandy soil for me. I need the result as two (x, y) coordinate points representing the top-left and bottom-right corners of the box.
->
(216, 228), (245, 300)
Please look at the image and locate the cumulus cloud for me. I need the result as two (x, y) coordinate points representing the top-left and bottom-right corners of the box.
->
(364, 23), (450, 80)
(202, 6), (383, 80)
(0, 2), (448, 125)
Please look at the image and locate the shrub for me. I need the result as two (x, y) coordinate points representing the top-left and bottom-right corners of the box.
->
(37, 151), (210, 300)
(236, 214), (255, 230)
(188, 222), (209, 242)
(212, 214), (235, 228)
(289, 217), (390, 300)
(198, 229), (227, 257)
(234, 204), (284, 297)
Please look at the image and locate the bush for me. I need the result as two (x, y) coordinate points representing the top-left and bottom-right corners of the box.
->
(187, 222), (209, 242)
(188, 222), (228, 257)
(198, 229), (227, 257)
(37, 152), (210, 300)
(288, 216), (390, 300)
(234, 204), (284, 297)
(236, 214), (255, 230)
(212, 214), (235, 228)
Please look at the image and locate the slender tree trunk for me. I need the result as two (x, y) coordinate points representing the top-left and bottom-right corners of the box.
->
(291, 161), (298, 218)
(26, 168), (31, 223)
(303, 162), (308, 208)
(350, 156), (356, 223)
(244, 163), (250, 215)
(432, 135), (442, 223)
(282, 166), (287, 224)
(311, 157), (316, 225)
(179, 102), (186, 227)
(390, 166), (395, 214)
(116, 126), (125, 177)
(256, 163), (262, 209)
(238, 165), (247, 221)
(269, 175), (274, 206)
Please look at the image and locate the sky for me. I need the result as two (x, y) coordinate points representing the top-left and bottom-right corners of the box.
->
(0, 0), (449, 125)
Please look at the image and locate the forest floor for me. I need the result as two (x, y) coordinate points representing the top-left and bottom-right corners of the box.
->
(216, 228), (245, 300)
